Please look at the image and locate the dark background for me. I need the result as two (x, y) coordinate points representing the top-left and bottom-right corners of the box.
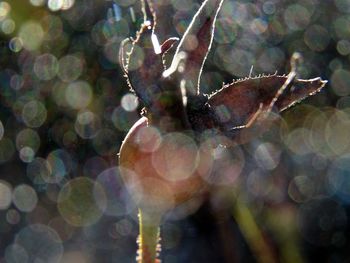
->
(0, 0), (348, 262)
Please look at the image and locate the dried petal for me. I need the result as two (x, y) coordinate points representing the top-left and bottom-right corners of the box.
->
(125, 21), (164, 108)
(169, 0), (225, 95)
(124, 1), (188, 125)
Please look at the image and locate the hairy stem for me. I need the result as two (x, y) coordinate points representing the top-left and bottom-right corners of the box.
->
(137, 209), (161, 263)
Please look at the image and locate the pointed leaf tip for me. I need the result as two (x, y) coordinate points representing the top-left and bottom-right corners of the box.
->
(206, 75), (327, 144)
(170, 0), (225, 95)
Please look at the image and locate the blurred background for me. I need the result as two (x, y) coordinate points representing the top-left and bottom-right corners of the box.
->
(0, 0), (348, 262)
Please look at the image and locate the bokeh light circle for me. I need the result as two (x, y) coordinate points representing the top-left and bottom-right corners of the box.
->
(15, 128), (41, 153)
(58, 177), (106, 227)
(6, 209), (21, 225)
(214, 18), (237, 44)
(18, 21), (44, 51)
(285, 128), (312, 156)
(4, 244), (29, 263)
(14, 224), (64, 263)
(65, 81), (93, 109)
(114, 218), (134, 237)
(75, 110), (101, 139)
(9, 37), (23, 52)
(19, 146), (35, 163)
(58, 55), (83, 82)
(134, 125), (162, 153)
(48, 0), (63, 11)
(304, 25), (330, 52)
(337, 39), (350, 56)
(2, 19), (15, 34)
(46, 149), (75, 184)
(263, 1), (276, 15)
(335, 0), (350, 13)
(0, 1), (10, 20)
(331, 69), (350, 97)
(30, 0), (45, 6)
(247, 169), (273, 198)
(325, 110), (350, 156)
(41, 14), (64, 41)
(34, 53), (59, 81)
(288, 175), (315, 203)
(284, 4), (311, 31)
(61, 0), (75, 10)
(203, 144), (244, 186)
(22, 100), (47, 128)
(12, 184), (38, 212)
(254, 142), (281, 170)
(152, 132), (200, 181)
(94, 166), (135, 217)
(26, 157), (51, 185)
(121, 93), (139, 112)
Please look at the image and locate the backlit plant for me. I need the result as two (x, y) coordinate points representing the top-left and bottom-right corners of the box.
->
(118, 0), (327, 262)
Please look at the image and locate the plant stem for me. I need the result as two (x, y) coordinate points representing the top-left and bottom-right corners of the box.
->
(137, 209), (161, 263)
(233, 198), (276, 263)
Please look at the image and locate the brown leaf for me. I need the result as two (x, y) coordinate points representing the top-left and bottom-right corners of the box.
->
(206, 74), (327, 144)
